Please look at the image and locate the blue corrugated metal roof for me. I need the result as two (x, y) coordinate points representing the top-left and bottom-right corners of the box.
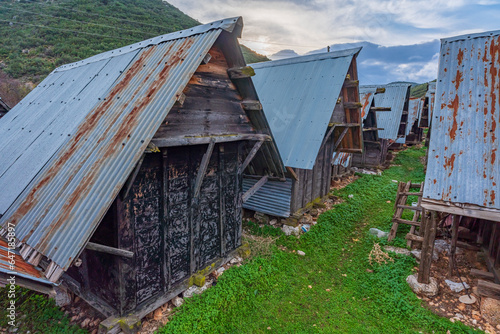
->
(243, 178), (292, 217)
(251, 48), (361, 169)
(372, 83), (411, 140)
(423, 30), (500, 210)
(0, 17), (266, 277)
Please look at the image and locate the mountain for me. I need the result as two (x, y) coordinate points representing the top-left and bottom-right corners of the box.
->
(0, 0), (267, 105)
(269, 49), (299, 61)
(270, 40), (441, 85)
(241, 45), (269, 63)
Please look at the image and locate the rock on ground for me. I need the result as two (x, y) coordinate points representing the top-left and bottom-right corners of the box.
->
(406, 274), (439, 297)
(383, 246), (411, 256)
(411, 249), (439, 261)
(369, 228), (388, 238)
(444, 279), (470, 293)
(282, 225), (300, 236)
(53, 287), (72, 307)
(481, 298), (500, 326)
(172, 296), (184, 307)
(297, 250), (305, 256)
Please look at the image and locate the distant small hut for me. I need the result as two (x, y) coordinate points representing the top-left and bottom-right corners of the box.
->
(242, 49), (363, 220)
(351, 86), (390, 168)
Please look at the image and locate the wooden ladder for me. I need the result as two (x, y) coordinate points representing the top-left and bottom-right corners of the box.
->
(388, 181), (424, 247)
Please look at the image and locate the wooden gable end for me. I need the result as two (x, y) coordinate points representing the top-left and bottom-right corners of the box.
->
(153, 44), (256, 143)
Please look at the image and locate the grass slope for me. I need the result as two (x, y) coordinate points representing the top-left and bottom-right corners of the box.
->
(158, 146), (478, 334)
(0, 0), (267, 85)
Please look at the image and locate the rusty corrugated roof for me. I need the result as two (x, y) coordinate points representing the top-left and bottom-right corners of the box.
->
(423, 30), (500, 211)
(0, 17), (274, 278)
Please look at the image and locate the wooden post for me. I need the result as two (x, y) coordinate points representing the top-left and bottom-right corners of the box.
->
(418, 210), (437, 284)
(388, 181), (411, 242)
(448, 215), (460, 277)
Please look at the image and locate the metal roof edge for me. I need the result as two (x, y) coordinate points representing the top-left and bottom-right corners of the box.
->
(250, 47), (362, 69)
(441, 29), (500, 43)
(55, 17), (242, 72)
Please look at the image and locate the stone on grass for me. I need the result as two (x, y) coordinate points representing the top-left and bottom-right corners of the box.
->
(53, 287), (72, 307)
(369, 228), (388, 238)
(172, 296), (184, 307)
(406, 274), (439, 297)
(444, 279), (470, 293)
(297, 250), (305, 256)
(383, 246), (411, 256)
(282, 225), (300, 236)
(481, 298), (500, 326)
(411, 249), (438, 261)
(269, 219), (278, 226)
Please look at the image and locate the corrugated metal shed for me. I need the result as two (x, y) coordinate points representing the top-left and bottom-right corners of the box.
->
(251, 48), (362, 169)
(423, 30), (500, 211)
(242, 178), (292, 217)
(0, 17), (278, 275)
(406, 98), (423, 136)
(332, 152), (352, 168)
(360, 86), (377, 121)
(361, 83), (411, 140)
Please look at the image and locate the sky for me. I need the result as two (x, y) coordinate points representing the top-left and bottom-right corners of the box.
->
(166, 0), (500, 84)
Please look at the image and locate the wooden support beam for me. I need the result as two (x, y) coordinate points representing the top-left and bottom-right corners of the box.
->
(471, 269), (495, 281)
(456, 241), (481, 252)
(318, 125), (336, 152)
(242, 175), (269, 203)
(389, 181), (411, 241)
(343, 102), (362, 109)
(193, 139), (215, 199)
(370, 107), (391, 112)
(399, 191), (423, 196)
(418, 210), (437, 284)
(286, 166), (299, 181)
(241, 100), (262, 111)
(227, 66), (255, 79)
(120, 153), (146, 199)
(343, 80), (359, 87)
(85, 242), (134, 259)
(392, 218), (421, 227)
(363, 128), (384, 132)
(449, 215), (460, 277)
(202, 52), (212, 64)
(477, 279), (500, 300)
(152, 134), (270, 148)
(375, 87), (386, 94)
(175, 93), (186, 106)
(334, 127), (349, 149)
(239, 140), (264, 174)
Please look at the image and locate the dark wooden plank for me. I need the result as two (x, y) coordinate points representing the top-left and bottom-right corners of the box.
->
(418, 210), (437, 284)
(239, 140), (264, 174)
(477, 279), (500, 299)
(85, 242), (134, 259)
(449, 215), (460, 277)
(227, 66), (255, 79)
(471, 269), (495, 281)
(194, 139), (216, 199)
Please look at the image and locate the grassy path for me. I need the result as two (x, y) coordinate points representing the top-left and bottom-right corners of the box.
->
(159, 147), (478, 334)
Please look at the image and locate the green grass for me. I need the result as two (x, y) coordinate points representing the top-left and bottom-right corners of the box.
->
(0, 286), (87, 333)
(158, 146), (479, 334)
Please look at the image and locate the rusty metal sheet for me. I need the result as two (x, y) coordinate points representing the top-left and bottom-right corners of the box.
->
(406, 98), (423, 136)
(251, 48), (362, 170)
(359, 86), (377, 121)
(424, 30), (500, 210)
(0, 18), (241, 273)
(332, 152), (352, 168)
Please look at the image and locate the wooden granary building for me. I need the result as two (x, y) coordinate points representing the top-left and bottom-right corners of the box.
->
(243, 49), (363, 219)
(0, 17), (285, 325)
(419, 30), (500, 288)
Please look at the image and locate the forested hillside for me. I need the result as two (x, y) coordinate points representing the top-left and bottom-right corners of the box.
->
(0, 0), (268, 104)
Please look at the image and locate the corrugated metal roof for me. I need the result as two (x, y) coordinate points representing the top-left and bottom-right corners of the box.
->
(332, 152), (352, 168)
(243, 178), (292, 217)
(0, 239), (56, 286)
(359, 86), (377, 121)
(406, 98), (423, 136)
(363, 83), (411, 140)
(423, 30), (500, 210)
(251, 48), (361, 169)
(0, 17), (258, 274)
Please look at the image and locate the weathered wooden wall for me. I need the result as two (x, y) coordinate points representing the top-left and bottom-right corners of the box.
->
(290, 133), (336, 213)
